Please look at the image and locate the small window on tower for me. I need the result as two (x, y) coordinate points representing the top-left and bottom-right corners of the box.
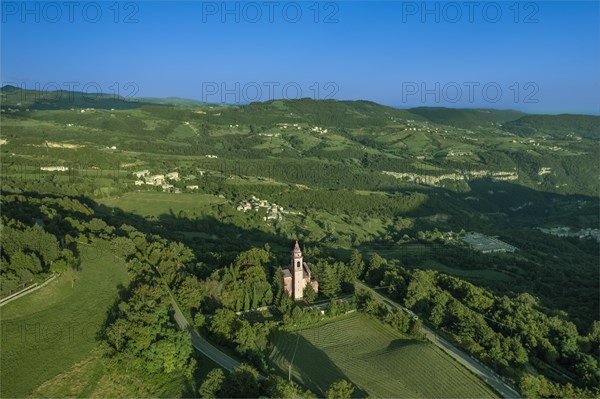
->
(296, 261), (300, 269)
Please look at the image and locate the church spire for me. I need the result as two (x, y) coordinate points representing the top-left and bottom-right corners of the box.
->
(291, 240), (304, 299)
(292, 240), (302, 258)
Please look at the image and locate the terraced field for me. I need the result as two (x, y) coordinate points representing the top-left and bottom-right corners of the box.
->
(270, 313), (499, 398)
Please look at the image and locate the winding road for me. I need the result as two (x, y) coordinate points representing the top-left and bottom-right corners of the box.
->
(169, 294), (241, 372)
(355, 281), (522, 399)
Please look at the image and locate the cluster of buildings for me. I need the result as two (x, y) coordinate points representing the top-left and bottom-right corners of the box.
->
(446, 150), (473, 157)
(277, 123), (301, 130)
(538, 227), (600, 242)
(132, 170), (206, 192)
(462, 232), (517, 253)
(538, 167), (552, 176)
(133, 170), (181, 192)
(311, 126), (328, 134)
(236, 195), (285, 221)
(512, 138), (564, 152)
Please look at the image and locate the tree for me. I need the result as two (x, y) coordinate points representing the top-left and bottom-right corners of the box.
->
(209, 308), (236, 343)
(326, 299), (339, 317)
(30, 224), (59, 265)
(319, 266), (341, 298)
(220, 363), (260, 398)
(9, 251), (42, 274)
(234, 320), (270, 355)
(354, 289), (378, 315)
(199, 368), (225, 399)
(385, 310), (411, 334)
(148, 330), (196, 376)
(349, 250), (365, 279)
(303, 283), (317, 303)
(220, 249), (274, 311)
(111, 236), (137, 260)
(193, 313), (206, 330)
(273, 268), (285, 303)
(365, 253), (385, 284)
(409, 318), (422, 336)
(51, 249), (77, 273)
(326, 380), (355, 399)
(63, 265), (78, 288)
(265, 375), (300, 399)
(278, 289), (294, 316)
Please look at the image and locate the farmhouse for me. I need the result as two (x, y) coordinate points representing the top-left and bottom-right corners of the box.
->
(282, 241), (318, 301)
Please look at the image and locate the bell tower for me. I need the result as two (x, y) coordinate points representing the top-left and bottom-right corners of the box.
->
(291, 240), (304, 299)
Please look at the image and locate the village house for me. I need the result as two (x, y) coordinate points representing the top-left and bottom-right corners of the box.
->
(166, 171), (180, 181)
(237, 200), (252, 211)
(145, 174), (165, 186)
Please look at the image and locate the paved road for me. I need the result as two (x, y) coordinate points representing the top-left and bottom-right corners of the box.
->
(168, 294), (241, 372)
(355, 282), (522, 399)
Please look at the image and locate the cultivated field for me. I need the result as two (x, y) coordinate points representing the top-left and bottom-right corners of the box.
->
(0, 241), (128, 397)
(269, 313), (499, 398)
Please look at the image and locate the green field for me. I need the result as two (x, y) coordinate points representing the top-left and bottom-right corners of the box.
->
(0, 241), (129, 398)
(269, 313), (499, 398)
(98, 191), (227, 218)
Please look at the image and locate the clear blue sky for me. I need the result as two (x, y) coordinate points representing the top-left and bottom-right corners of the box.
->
(1, 1), (599, 114)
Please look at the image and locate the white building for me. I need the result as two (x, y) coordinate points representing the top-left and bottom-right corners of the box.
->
(133, 170), (151, 178)
(40, 166), (69, 172)
(166, 171), (180, 181)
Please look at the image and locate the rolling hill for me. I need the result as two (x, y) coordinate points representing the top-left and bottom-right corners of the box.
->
(502, 114), (600, 140)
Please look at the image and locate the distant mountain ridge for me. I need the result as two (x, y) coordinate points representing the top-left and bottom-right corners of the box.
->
(2, 86), (599, 134)
(408, 107), (527, 129)
(0, 85), (214, 110)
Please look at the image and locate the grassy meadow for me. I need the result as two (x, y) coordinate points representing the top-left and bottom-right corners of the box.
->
(0, 241), (128, 398)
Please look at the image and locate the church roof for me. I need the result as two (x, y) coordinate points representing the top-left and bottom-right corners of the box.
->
(302, 261), (312, 278)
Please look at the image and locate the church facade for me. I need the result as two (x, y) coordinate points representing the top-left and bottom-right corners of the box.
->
(282, 241), (318, 300)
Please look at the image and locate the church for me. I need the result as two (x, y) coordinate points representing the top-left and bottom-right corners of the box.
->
(282, 241), (319, 301)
